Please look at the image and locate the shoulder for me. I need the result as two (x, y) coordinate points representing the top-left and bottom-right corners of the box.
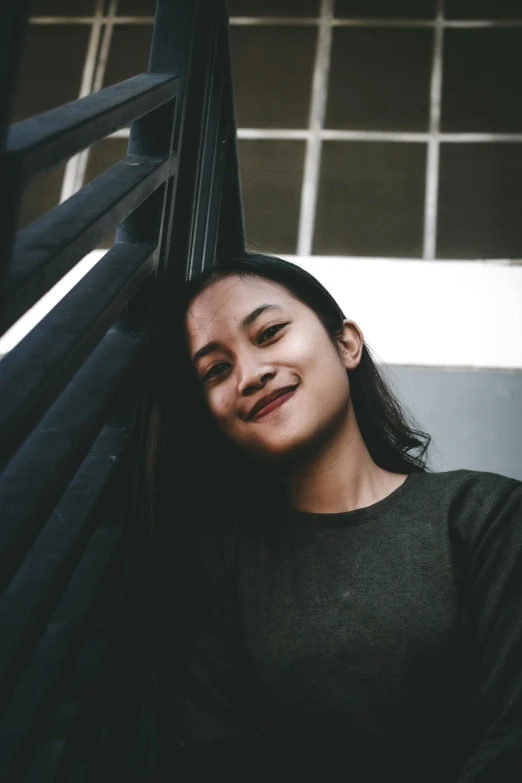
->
(413, 467), (520, 504)
(419, 468), (521, 546)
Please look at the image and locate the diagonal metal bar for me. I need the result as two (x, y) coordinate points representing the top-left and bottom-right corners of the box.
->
(0, 329), (143, 593)
(0, 521), (122, 782)
(0, 425), (131, 713)
(0, 153), (173, 334)
(6, 73), (178, 184)
(23, 614), (112, 783)
(0, 241), (155, 466)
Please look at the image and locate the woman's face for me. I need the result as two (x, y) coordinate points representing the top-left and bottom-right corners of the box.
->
(184, 274), (363, 465)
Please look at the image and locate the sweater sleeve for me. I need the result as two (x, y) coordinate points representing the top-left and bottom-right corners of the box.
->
(456, 479), (522, 782)
(169, 518), (273, 774)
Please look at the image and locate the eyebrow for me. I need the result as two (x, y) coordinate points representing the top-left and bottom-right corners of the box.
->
(191, 303), (284, 366)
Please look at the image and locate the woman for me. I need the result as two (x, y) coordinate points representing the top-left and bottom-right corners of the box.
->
(153, 253), (522, 781)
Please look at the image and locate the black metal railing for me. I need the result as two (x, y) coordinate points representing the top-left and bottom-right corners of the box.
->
(0, 1), (244, 780)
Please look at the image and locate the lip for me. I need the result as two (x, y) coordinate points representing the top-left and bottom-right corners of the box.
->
(249, 386), (298, 421)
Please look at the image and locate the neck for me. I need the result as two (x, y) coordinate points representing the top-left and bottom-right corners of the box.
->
(278, 403), (407, 514)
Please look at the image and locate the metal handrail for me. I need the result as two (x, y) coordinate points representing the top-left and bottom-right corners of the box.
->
(0, 1), (244, 779)
(6, 74), (179, 184)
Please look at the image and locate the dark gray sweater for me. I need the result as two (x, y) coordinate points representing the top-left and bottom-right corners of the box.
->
(169, 469), (522, 781)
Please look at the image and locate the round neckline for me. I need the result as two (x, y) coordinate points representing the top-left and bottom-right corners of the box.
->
(280, 471), (424, 529)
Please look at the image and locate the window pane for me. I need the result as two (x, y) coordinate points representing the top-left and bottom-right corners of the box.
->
(314, 142), (426, 256)
(445, 0), (522, 19)
(441, 29), (522, 133)
(238, 140), (305, 254)
(117, 0), (157, 13)
(229, 1), (320, 15)
(231, 26), (316, 128)
(12, 25), (90, 122)
(326, 28), (432, 131)
(30, 0), (96, 14)
(102, 25), (153, 87)
(437, 144), (522, 259)
(17, 165), (67, 231)
(334, 0), (436, 18)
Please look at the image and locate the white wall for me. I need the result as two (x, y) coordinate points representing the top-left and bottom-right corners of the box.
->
(285, 256), (522, 370)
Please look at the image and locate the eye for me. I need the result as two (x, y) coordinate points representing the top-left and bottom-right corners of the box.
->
(202, 362), (228, 382)
(258, 322), (287, 343)
(202, 323), (288, 382)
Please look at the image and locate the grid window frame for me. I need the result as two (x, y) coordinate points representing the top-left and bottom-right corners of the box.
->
(26, 0), (522, 263)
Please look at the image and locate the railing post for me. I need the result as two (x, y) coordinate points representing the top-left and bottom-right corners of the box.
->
(0, 0), (32, 282)
(107, 3), (247, 780)
(115, 0), (195, 250)
(217, 0), (246, 257)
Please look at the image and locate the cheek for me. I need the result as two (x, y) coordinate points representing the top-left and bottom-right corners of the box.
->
(304, 341), (350, 404)
(206, 386), (235, 422)
(289, 332), (337, 377)
(282, 332), (322, 369)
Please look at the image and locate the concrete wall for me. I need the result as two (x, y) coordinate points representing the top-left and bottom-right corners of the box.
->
(389, 365), (522, 481)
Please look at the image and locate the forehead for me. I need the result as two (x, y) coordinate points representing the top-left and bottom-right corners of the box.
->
(185, 275), (300, 337)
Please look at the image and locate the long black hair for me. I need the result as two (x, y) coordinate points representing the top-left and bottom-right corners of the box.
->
(148, 251), (432, 528)
(140, 251), (433, 774)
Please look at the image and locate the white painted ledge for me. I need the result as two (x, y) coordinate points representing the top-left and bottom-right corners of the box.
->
(0, 249), (108, 356)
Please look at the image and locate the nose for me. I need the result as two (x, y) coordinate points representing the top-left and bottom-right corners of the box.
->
(237, 363), (275, 397)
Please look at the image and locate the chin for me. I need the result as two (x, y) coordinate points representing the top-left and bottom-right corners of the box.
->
(243, 428), (319, 467)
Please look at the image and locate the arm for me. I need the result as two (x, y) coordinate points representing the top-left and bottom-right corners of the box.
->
(457, 479), (522, 782)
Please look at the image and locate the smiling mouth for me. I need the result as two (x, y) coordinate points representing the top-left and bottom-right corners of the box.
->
(250, 387), (298, 421)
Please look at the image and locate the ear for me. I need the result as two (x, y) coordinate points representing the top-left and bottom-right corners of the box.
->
(336, 320), (364, 370)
